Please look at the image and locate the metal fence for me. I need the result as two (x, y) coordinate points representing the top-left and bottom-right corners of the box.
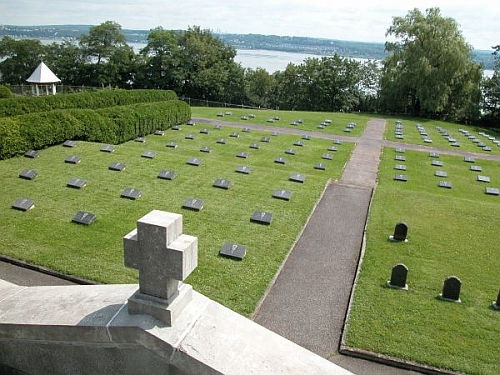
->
(7, 84), (94, 96)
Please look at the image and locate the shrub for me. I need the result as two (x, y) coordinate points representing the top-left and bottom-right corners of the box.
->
(0, 85), (13, 99)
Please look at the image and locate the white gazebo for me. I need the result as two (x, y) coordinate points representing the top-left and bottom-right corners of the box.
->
(26, 61), (61, 96)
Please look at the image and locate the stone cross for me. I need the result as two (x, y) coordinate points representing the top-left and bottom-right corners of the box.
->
(123, 210), (198, 325)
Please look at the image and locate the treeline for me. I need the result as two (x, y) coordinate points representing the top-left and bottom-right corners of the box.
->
(1, 11), (500, 125)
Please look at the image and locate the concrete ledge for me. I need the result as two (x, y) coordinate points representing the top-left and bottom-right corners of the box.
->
(0, 283), (354, 375)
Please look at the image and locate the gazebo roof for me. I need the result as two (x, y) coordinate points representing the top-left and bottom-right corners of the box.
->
(26, 61), (61, 84)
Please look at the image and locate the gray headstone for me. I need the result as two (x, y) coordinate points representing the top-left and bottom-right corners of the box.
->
(121, 188), (142, 200)
(302, 135), (311, 141)
(328, 146), (338, 152)
(249, 143), (260, 149)
(395, 147), (405, 153)
(235, 165), (251, 174)
(241, 116), (249, 121)
(387, 263), (408, 290)
(314, 163), (326, 170)
(242, 127), (250, 133)
(394, 174), (407, 182)
(217, 112), (224, 117)
(275, 157), (286, 164)
(19, 169), (38, 180)
(470, 165), (482, 172)
(67, 178), (86, 189)
(214, 125), (221, 130)
(172, 125), (181, 130)
(431, 160), (444, 167)
(493, 290), (500, 310)
(435, 171), (448, 178)
(294, 141), (304, 147)
(187, 120), (195, 125)
(250, 211), (273, 225)
(395, 155), (406, 161)
(271, 131), (280, 136)
(394, 165), (407, 171)
(439, 181), (452, 189)
(187, 157), (201, 166)
(109, 162), (125, 171)
(230, 132), (239, 138)
(429, 152), (439, 158)
(185, 134), (195, 140)
(200, 146), (211, 153)
(200, 128), (209, 134)
(273, 189), (291, 201)
(158, 170), (176, 180)
(213, 178), (231, 189)
(63, 140), (77, 147)
(290, 173), (306, 183)
(24, 150), (40, 158)
(261, 137), (270, 143)
(285, 148), (296, 155)
(219, 242), (247, 260)
(236, 152), (248, 158)
(485, 187), (499, 195)
(182, 198), (204, 211)
(154, 130), (165, 136)
(141, 151), (156, 159)
(135, 137), (146, 143)
(333, 139), (342, 145)
(440, 276), (462, 302)
(65, 155), (81, 164)
(322, 153), (333, 160)
(477, 175), (490, 183)
(100, 145), (115, 153)
(217, 138), (226, 144)
(390, 222), (408, 241)
(166, 142), (178, 148)
(12, 198), (35, 211)
(395, 135), (404, 139)
(72, 211), (96, 225)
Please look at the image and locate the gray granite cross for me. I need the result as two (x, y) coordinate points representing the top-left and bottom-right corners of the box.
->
(123, 210), (198, 324)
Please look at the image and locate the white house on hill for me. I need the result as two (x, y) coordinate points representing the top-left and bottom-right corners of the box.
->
(26, 61), (61, 96)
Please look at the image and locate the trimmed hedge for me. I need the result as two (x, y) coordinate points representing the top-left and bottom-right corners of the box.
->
(0, 100), (190, 159)
(0, 85), (14, 99)
(0, 89), (179, 117)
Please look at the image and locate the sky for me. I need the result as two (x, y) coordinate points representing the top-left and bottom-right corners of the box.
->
(1, 0), (498, 50)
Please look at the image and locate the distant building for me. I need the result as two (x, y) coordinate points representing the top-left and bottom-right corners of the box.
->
(26, 61), (61, 96)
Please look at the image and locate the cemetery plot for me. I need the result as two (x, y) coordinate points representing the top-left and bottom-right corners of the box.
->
(236, 152), (248, 158)
(11, 198), (35, 211)
(250, 211), (273, 225)
(141, 151), (156, 159)
(182, 198), (204, 211)
(261, 137), (271, 143)
(100, 145), (115, 153)
(121, 188), (142, 200)
(217, 138), (227, 144)
(154, 130), (165, 136)
(172, 125), (181, 131)
(294, 141), (304, 147)
(157, 170), (176, 180)
(24, 150), (40, 158)
(485, 187), (499, 195)
(187, 157), (201, 166)
(322, 153), (333, 160)
(393, 174), (407, 182)
(213, 178), (231, 189)
(63, 140), (77, 147)
(285, 148), (296, 155)
(200, 129), (210, 134)
(434, 171), (448, 178)
(109, 162), (125, 171)
(19, 169), (38, 180)
(72, 211), (96, 225)
(249, 143), (260, 149)
(185, 134), (195, 140)
(200, 146), (211, 153)
(289, 173), (306, 183)
(235, 165), (251, 174)
(477, 175), (491, 183)
(65, 155), (81, 164)
(394, 164), (406, 171)
(272, 189), (292, 201)
(135, 137), (146, 143)
(219, 242), (247, 260)
(439, 181), (452, 189)
(314, 163), (326, 170)
(166, 142), (178, 148)
(274, 157), (286, 164)
(67, 178), (86, 189)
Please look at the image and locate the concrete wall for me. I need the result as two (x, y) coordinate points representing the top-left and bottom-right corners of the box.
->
(0, 281), (353, 375)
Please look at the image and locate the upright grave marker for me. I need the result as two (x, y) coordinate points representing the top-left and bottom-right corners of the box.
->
(440, 276), (462, 302)
(389, 222), (408, 242)
(386, 263), (409, 290)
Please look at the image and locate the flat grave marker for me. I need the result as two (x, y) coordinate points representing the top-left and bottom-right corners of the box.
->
(272, 189), (292, 201)
(187, 120), (195, 126)
(141, 151), (156, 159)
(235, 165), (251, 174)
(200, 146), (211, 153)
(24, 150), (40, 158)
(67, 178), (86, 189)
(11, 198), (35, 211)
(431, 160), (444, 167)
(182, 198), (204, 211)
(157, 170), (176, 180)
(333, 139), (342, 145)
(439, 181), (452, 189)
(395, 147), (405, 153)
(172, 125), (181, 131)
(200, 128), (209, 134)
(394, 155), (406, 161)
(249, 143), (260, 149)
(302, 135), (311, 141)
(121, 188), (141, 200)
(100, 145), (115, 153)
(429, 152), (439, 158)
(185, 134), (195, 140)
(394, 174), (408, 182)
(135, 137), (146, 143)
(322, 153), (333, 160)
(236, 152), (248, 159)
(72, 211), (96, 225)
(261, 137), (270, 143)
(485, 187), (499, 195)
(65, 155), (81, 164)
(217, 138), (226, 144)
(250, 211), (273, 225)
(293, 141), (304, 147)
(477, 175), (491, 183)
(242, 127), (251, 133)
(275, 157), (286, 164)
(314, 163), (327, 170)
(271, 131), (280, 136)
(285, 148), (296, 155)
(214, 125), (222, 130)
(166, 142), (178, 148)
(328, 146), (338, 152)
(213, 178), (231, 189)
(435, 171), (448, 178)
(109, 162), (125, 171)
(470, 165), (482, 172)
(289, 173), (306, 183)
(154, 130), (165, 136)
(19, 169), (38, 180)
(394, 164), (406, 171)
(63, 140), (77, 148)
(230, 132), (240, 138)
(187, 157), (201, 166)
(219, 242), (247, 260)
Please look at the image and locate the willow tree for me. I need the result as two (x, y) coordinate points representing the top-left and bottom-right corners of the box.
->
(379, 7), (482, 122)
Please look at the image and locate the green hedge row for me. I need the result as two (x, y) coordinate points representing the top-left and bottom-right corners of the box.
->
(0, 100), (190, 159)
(0, 89), (179, 117)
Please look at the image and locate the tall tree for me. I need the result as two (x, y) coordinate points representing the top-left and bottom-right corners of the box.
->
(481, 45), (500, 124)
(379, 7), (482, 121)
(0, 37), (47, 84)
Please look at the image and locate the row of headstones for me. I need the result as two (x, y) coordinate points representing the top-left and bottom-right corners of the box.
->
(392, 148), (499, 194)
(387, 263), (500, 309)
(388, 223), (499, 307)
(216, 111), (336, 130)
(456, 128), (499, 152)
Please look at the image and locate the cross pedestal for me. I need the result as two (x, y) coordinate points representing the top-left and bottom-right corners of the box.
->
(123, 210), (198, 325)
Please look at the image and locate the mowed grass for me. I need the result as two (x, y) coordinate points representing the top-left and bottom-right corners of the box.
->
(0, 120), (354, 316)
(385, 117), (500, 155)
(191, 106), (373, 137)
(345, 147), (500, 375)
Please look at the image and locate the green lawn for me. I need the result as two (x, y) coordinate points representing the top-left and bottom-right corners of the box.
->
(344, 147), (500, 375)
(0, 119), (354, 316)
(191, 107), (373, 137)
